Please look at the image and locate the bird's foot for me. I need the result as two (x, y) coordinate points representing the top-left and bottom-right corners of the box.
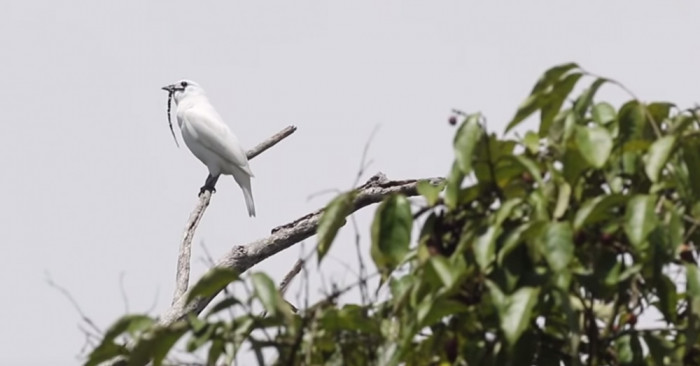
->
(199, 185), (217, 196)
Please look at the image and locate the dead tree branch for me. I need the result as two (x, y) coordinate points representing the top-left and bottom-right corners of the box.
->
(172, 125), (297, 304)
(279, 259), (304, 296)
(161, 173), (444, 325)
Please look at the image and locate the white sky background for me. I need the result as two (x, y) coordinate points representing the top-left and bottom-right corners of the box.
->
(1, 1), (699, 364)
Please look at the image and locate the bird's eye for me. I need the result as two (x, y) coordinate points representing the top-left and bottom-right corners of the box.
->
(180, 81), (188, 87)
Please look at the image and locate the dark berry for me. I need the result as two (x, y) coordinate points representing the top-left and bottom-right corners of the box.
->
(600, 232), (614, 244)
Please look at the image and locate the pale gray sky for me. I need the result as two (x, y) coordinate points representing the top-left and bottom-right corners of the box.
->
(2, 1), (699, 364)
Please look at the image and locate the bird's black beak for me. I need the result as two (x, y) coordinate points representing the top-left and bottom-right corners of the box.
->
(162, 84), (177, 93)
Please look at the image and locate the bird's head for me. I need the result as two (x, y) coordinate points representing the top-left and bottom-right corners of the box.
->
(161, 79), (204, 104)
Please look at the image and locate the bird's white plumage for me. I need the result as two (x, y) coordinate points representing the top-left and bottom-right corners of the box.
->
(168, 80), (256, 216)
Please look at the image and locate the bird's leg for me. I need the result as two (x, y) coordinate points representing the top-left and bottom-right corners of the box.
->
(199, 174), (220, 196)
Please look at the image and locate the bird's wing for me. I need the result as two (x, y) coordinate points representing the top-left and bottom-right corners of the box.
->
(183, 105), (254, 175)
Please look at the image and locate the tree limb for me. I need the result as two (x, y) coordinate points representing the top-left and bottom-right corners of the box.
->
(161, 173), (444, 325)
(172, 125), (298, 304)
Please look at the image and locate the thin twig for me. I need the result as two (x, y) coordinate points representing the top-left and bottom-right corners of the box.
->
(46, 273), (103, 336)
(352, 125), (380, 187)
(349, 214), (370, 304)
(145, 287), (160, 315)
(172, 125), (297, 305)
(198, 240), (216, 267)
(77, 324), (100, 354)
(279, 259), (304, 296)
(119, 272), (129, 313)
(581, 69), (662, 138)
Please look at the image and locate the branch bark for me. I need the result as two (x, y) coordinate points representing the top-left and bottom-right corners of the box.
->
(160, 173), (444, 326)
(172, 125), (298, 304)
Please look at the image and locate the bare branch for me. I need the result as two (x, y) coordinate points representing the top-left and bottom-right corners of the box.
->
(46, 273), (103, 336)
(172, 191), (212, 305)
(279, 259), (304, 296)
(352, 125), (380, 187)
(246, 125), (297, 160)
(172, 125), (298, 304)
(160, 173), (444, 326)
(119, 272), (129, 313)
(349, 214), (370, 304)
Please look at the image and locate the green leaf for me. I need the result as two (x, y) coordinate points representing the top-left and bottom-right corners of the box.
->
(444, 161), (464, 209)
(101, 315), (144, 342)
(85, 341), (127, 366)
(501, 287), (540, 346)
(573, 194), (627, 231)
(656, 274), (678, 323)
(531, 62), (580, 94)
(206, 297), (241, 317)
(129, 322), (188, 366)
(671, 113), (694, 134)
(485, 280), (507, 311)
(682, 138), (700, 200)
(497, 223), (531, 266)
(317, 191), (356, 263)
(562, 146), (589, 185)
(644, 333), (674, 366)
(507, 155), (544, 190)
(417, 297), (469, 327)
(539, 222), (574, 272)
(523, 131), (540, 154)
(539, 73), (584, 136)
(646, 102), (673, 124)
(474, 226), (499, 272)
(335, 305), (379, 334)
(644, 135), (676, 182)
(548, 109), (576, 146)
(619, 100), (648, 142)
(473, 199), (522, 272)
(371, 194), (413, 277)
(496, 198), (523, 226)
(251, 272), (281, 316)
(623, 195), (658, 252)
(428, 256), (459, 289)
(186, 268), (239, 304)
(592, 102), (616, 125)
(669, 209), (684, 252)
(453, 113), (483, 175)
(617, 264), (642, 283)
(687, 263), (700, 297)
(574, 125), (613, 168)
(506, 93), (546, 133)
(553, 182), (571, 220)
(506, 63), (580, 133)
(186, 322), (215, 352)
(416, 180), (443, 206)
(573, 78), (607, 116)
(390, 275), (414, 302)
(207, 339), (225, 366)
(615, 334), (643, 365)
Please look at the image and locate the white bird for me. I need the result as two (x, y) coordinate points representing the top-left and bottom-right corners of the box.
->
(162, 80), (256, 217)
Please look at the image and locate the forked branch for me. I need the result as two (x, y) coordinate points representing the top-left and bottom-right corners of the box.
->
(161, 173), (444, 325)
(172, 125), (297, 304)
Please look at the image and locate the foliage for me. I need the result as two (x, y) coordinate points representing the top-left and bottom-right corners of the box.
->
(87, 63), (700, 365)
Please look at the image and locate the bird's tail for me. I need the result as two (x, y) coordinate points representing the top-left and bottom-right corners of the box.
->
(232, 170), (256, 217)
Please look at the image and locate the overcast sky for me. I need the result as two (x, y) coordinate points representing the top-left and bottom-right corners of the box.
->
(2, 1), (699, 364)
